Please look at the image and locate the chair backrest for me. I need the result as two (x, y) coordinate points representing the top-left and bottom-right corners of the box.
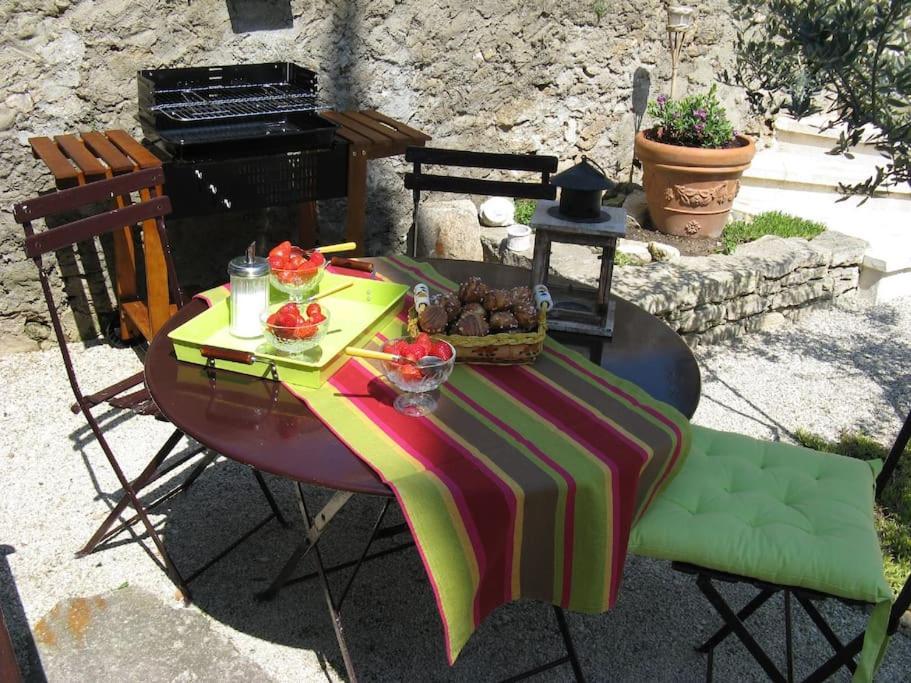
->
(402, 146), (558, 257)
(11, 168), (177, 407)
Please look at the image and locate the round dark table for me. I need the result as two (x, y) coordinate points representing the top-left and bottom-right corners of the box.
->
(145, 259), (701, 497)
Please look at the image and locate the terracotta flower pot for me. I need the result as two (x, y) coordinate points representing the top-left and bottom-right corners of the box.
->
(634, 131), (756, 239)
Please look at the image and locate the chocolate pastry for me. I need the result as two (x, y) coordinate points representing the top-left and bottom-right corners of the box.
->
(513, 302), (538, 330)
(460, 302), (487, 319)
(458, 276), (488, 304)
(431, 291), (462, 322)
(418, 304), (448, 334)
(482, 289), (511, 312)
(508, 286), (533, 307)
(489, 311), (519, 332)
(454, 312), (490, 336)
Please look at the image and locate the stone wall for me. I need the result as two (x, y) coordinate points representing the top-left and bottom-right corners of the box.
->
(614, 233), (866, 346)
(0, 0), (747, 352)
(483, 229), (867, 347)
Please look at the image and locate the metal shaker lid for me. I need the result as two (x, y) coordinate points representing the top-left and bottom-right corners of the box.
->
(228, 242), (270, 277)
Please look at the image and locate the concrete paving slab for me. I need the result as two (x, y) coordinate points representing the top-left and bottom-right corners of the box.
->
(33, 587), (271, 682)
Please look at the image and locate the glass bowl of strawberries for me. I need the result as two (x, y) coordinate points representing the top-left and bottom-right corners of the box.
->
(262, 302), (330, 355)
(381, 333), (455, 416)
(268, 241), (326, 302)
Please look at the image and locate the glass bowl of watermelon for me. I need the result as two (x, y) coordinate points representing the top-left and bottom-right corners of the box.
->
(262, 302), (330, 355)
(268, 241), (326, 302)
(381, 333), (455, 416)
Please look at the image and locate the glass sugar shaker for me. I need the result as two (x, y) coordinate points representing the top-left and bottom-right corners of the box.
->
(228, 242), (270, 338)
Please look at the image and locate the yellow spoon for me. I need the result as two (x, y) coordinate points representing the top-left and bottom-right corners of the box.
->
(345, 346), (446, 368)
(314, 241), (357, 255)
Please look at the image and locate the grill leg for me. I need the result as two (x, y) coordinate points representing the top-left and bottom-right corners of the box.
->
(345, 149), (368, 257)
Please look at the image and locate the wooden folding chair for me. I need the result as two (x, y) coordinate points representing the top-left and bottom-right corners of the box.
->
(630, 409), (911, 682)
(12, 169), (287, 600)
(403, 146), (558, 257)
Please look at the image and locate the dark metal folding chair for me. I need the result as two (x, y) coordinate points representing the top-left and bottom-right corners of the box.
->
(12, 168), (287, 601)
(403, 146), (558, 258)
(670, 410), (911, 682)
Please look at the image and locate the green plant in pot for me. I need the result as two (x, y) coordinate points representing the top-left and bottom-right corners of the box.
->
(635, 85), (756, 239)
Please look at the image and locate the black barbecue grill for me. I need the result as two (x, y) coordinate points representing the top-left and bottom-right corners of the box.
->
(139, 62), (347, 217)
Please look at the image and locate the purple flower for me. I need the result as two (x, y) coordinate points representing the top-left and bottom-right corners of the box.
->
(694, 122), (705, 134)
(694, 108), (707, 121)
(733, 129), (740, 137)
(657, 94), (668, 106)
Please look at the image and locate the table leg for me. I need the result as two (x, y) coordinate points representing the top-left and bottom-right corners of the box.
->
(297, 201), (320, 247)
(345, 148), (368, 256)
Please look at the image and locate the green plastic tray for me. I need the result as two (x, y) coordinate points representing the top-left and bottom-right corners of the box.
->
(169, 273), (408, 388)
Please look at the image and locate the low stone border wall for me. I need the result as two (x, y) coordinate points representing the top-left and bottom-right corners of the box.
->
(482, 230), (867, 347)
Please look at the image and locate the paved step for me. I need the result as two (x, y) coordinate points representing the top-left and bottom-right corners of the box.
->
(742, 147), (909, 198)
(773, 114), (883, 158)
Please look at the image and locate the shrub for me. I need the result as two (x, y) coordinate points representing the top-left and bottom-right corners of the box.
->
(514, 199), (536, 226)
(721, 211), (826, 254)
(645, 85), (736, 150)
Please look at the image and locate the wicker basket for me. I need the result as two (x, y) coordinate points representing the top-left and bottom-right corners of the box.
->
(407, 283), (552, 365)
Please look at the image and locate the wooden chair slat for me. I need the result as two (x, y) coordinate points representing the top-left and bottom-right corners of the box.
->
(29, 137), (80, 187)
(54, 134), (107, 179)
(363, 110), (431, 142)
(404, 172), (557, 200)
(406, 146), (558, 173)
(14, 167), (166, 223)
(24, 197), (172, 258)
(81, 132), (135, 174)
(105, 130), (162, 168)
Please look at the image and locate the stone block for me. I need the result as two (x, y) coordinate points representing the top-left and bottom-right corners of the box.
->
(693, 320), (743, 345)
(647, 241), (680, 262)
(726, 293), (766, 321)
(758, 278), (782, 296)
(417, 199), (483, 261)
(617, 238), (651, 264)
(780, 265), (828, 287)
(622, 188), (649, 230)
(768, 280), (829, 309)
(735, 235), (828, 277)
(757, 311), (788, 331)
(810, 230), (869, 267)
(676, 303), (726, 334)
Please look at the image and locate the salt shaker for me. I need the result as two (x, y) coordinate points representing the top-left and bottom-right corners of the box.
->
(228, 242), (270, 338)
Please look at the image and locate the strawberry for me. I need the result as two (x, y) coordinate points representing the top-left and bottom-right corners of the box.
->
(414, 332), (433, 356)
(294, 323), (317, 339)
(402, 343), (425, 362)
(267, 312), (280, 326)
(383, 339), (408, 357)
(268, 254), (286, 271)
(297, 260), (319, 280)
(306, 303), (322, 318)
(269, 241), (292, 263)
(399, 364), (424, 382)
(309, 312), (326, 324)
(429, 341), (453, 361)
(287, 252), (304, 270)
(308, 250), (326, 266)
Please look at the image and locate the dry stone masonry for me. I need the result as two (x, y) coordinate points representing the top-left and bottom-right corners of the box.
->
(0, 0), (746, 351)
(482, 228), (866, 347)
(615, 232), (866, 346)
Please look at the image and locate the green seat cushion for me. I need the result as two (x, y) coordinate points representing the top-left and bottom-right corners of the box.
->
(630, 425), (891, 606)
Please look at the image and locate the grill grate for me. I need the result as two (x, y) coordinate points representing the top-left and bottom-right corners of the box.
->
(151, 83), (320, 122)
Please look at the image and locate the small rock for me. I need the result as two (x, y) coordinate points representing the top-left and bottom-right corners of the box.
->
(478, 197), (515, 227)
(617, 238), (652, 264)
(0, 106), (16, 132)
(758, 311), (787, 331)
(648, 241), (680, 262)
(5, 93), (33, 113)
(622, 189), (650, 230)
(416, 199), (483, 261)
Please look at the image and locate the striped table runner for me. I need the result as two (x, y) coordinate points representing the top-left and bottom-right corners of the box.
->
(199, 256), (692, 663)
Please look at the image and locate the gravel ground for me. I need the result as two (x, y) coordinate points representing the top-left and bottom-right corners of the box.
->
(1, 295), (909, 682)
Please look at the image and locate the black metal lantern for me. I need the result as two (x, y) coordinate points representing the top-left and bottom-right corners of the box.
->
(551, 156), (615, 219)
